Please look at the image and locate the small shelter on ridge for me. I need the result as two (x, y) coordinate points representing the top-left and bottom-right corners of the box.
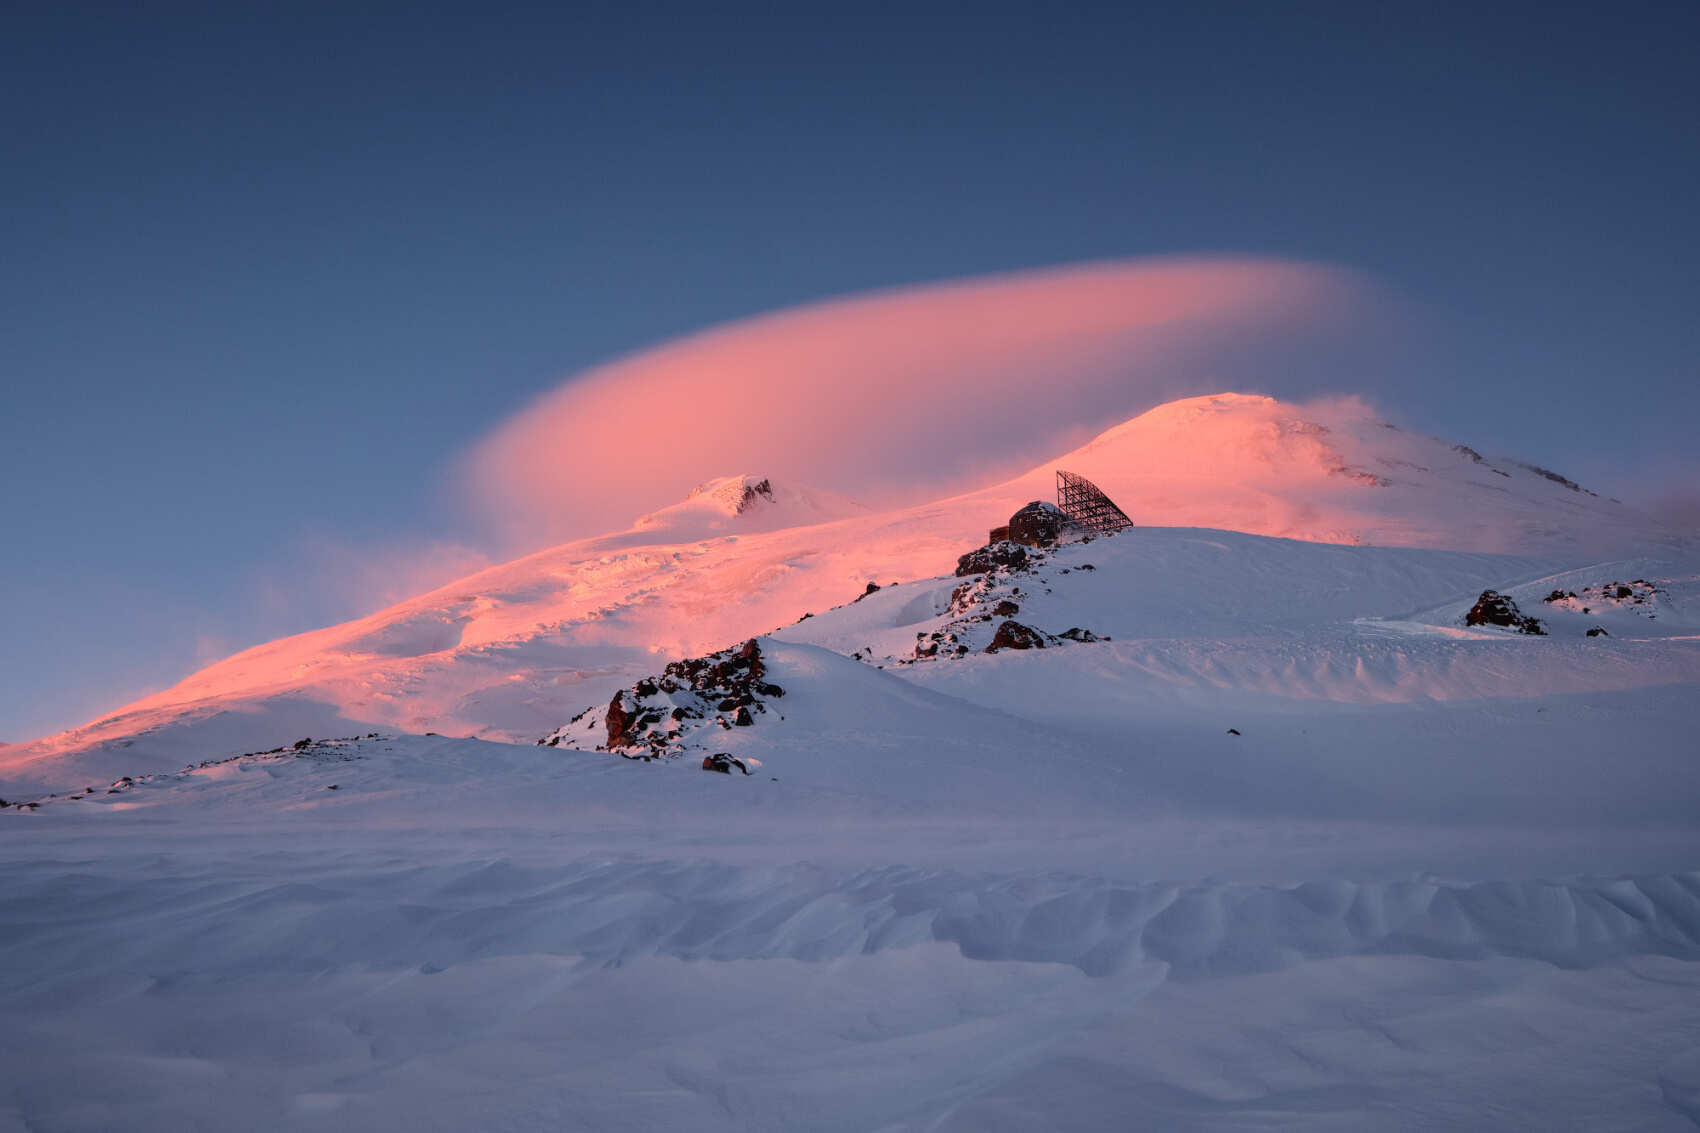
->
(987, 471), (1134, 546)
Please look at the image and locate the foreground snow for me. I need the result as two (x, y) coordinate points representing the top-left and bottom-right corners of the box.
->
(4, 722), (1700, 1131)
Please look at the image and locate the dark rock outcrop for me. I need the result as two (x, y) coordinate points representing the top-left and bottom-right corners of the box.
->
(605, 689), (655, 749)
(551, 638), (785, 757)
(1465, 590), (1545, 635)
(735, 479), (773, 512)
(1587, 626), (1609, 637)
(702, 753), (748, 775)
(984, 620), (1048, 653)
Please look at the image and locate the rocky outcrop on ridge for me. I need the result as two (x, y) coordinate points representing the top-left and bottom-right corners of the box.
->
(1542, 579), (1666, 619)
(956, 541), (1032, 577)
(914, 543), (1108, 662)
(540, 638), (783, 760)
(1465, 590), (1546, 635)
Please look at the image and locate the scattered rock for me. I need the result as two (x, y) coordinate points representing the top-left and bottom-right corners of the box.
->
(853, 581), (882, 602)
(1521, 463), (1589, 493)
(992, 599), (1021, 617)
(293, 738), (312, 750)
(702, 753), (748, 775)
(1587, 626), (1609, 637)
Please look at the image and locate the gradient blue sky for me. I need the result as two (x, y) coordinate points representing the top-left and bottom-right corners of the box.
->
(4, 1), (1696, 740)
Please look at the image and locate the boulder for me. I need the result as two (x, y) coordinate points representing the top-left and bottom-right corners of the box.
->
(984, 620), (1047, 653)
(702, 753), (748, 775)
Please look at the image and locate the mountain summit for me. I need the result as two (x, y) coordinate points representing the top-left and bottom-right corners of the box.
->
(630, 475), (866, 540)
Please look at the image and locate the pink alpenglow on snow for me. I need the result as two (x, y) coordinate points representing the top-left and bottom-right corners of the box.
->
(460, 257), (1369, 548)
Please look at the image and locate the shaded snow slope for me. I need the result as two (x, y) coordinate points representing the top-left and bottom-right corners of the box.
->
(5, 732), (1700, 1131)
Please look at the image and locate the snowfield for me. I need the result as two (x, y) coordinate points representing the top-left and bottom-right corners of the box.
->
(3, 394), (1698, 1130)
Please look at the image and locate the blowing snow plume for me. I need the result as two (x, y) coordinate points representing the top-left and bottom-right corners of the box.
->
(461, 257), (1384, 547)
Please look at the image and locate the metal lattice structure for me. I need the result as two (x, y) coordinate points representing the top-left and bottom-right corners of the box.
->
(1056, 469), (1134, 534)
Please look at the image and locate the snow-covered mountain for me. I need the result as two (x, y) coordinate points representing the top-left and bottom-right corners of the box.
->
(2, 393), (1687, 792)
(5, 391), (1698, 1131)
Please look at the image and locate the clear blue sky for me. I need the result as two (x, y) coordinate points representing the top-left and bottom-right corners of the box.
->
(4, 1), (1696, 740)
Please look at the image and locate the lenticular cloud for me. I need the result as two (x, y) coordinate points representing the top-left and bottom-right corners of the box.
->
(461, 256), (1374, 547)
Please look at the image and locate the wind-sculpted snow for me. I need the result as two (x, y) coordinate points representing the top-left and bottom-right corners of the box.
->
(5, 707), (1700, 1131)
(5, 846), (1700, 986)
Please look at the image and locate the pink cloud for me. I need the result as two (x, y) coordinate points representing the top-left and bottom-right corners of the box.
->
(459, 256), (1381, 547)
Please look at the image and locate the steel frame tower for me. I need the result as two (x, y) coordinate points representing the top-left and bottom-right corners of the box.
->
(1056, 470), (1134, 534)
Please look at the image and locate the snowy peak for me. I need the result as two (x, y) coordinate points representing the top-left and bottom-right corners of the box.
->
(630, 474), (866, 539)
(984, 393), (1684, 556)
(682, 475), (779, 517)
